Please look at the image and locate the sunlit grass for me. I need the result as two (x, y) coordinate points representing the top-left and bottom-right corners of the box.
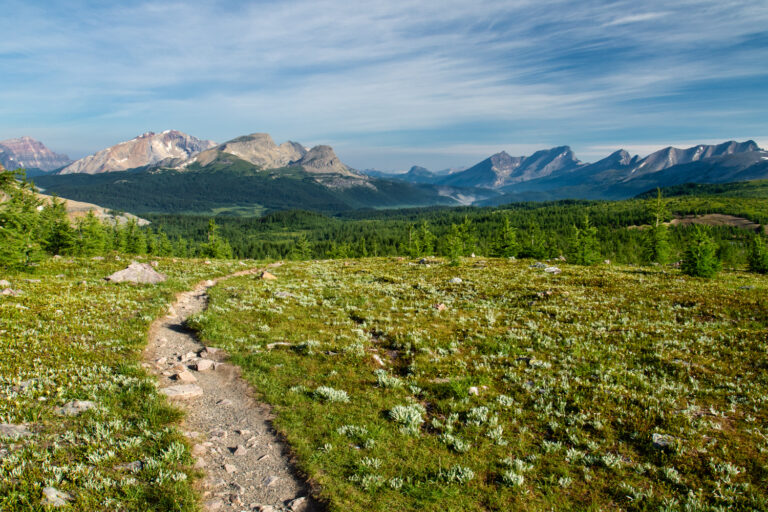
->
(193, 257), (768, 511)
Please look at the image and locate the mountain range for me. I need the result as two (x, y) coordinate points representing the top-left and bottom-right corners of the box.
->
(9, 131), (767, 215)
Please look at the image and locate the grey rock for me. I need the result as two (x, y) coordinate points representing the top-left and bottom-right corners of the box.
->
(265, 475), (280, 487)
(174, 370), (197, 383)
(0, 423), (32, 440)
(114, 460), (143, 472)
(448, 277), (462, 284)
(55, 400), (97, 416)
(105, 261), (167, 284)
(232, 445), (248, 456)
(288, 496), (310, 512)
(41, 487), (72, 507)
(652, 433), (676, 450)
(160, 384), (203, 399)
(192, 359), (215, 372)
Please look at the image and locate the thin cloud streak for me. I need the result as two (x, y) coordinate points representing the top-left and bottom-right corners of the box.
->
(0, 0), (766, 168)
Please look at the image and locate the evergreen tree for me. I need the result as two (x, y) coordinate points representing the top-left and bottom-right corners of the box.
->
(0, 170), (43, 266)
(123, 219), (147, 255)
(568, 215), (601, 265)
(643, 189), (671, 264)
(416, 221), (436, 256)
(747, 234), (768, 274)
(681, 226), (721, 278)
(154, 230), (174, 256)
(290, 234), (312, 260)
(491, 215), (519, 258)
(519, 221), (548, 259)
(39, 197), (76, 255)
(199, 219), (233, 259)
(76, 211), (109, 256)
(446, 223), (463, 266)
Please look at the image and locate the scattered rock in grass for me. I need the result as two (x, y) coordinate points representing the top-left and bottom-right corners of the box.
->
(0, 423), (32, 440)
(192, 359), (215, 372)
(160, 384), (203, 399)
(55, 400), (96, 416)
(256, 506), (277, 512)
(192, 443), (209, 456)
(0, 279), (10, 287)
(174, 370), (198, 383)
(371, 354), (385, 366)
(274, 291), (294, 299)
(448, 277), (462, 284)
(150, 260), (159, 268)
(114, 460), (143, 472)
(288, 496), (309, 512)
(544, 266), (561, 274)
(92, 256), (105, 261)
(266, 342), (292, 350)
(468, 386), (480, 396)
(224, 463), (237, 474)
(260, 271), (277, 280)
(652, 433), (676, 450)
(105, 261), (167, 284)
(41, 487), (71, 507)
(530, 262), (546, 269)
(604, 259), (611, 265)
(434, 303), (447, 311)
(1, 288), (20, 296)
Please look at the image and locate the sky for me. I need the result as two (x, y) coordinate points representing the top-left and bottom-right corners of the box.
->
(1, 0), (767, 171)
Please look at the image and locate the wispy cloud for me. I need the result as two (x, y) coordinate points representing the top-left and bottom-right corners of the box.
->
(603, 12), (669, 26)
(0, 0), (766, 168)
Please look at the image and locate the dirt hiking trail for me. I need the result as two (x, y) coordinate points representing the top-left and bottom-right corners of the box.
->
(144, 265), (319, 512)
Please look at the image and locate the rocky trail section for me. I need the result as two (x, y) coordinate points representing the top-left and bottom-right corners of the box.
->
(145, 266), (317, 512)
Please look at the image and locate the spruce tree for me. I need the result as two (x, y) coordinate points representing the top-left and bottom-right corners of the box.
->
(200, 219), (233, 259)
(76, 211), (109, 256)
(568, 215), (601, 265)
(0, 170), (46, 267)
(747, 234), (768, 274)
(446, 223), (463, 266)
(681, 226), (721, 278)
(643, 189), (671, 264)
(290, 234), (312, 260)
(492, 215), (519, 258)
(39, 197), (75, 255)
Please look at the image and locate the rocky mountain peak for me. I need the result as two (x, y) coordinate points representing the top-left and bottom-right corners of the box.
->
(298, 145), (353, 175)
(0, 136), (72, 172)
(59, 131), (216, 174)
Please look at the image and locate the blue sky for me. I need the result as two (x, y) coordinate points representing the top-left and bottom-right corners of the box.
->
(1, 0), (766, 170)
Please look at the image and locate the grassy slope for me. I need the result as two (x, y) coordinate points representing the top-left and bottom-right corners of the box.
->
(193, 258), (768, 511)
(0, 256), (247, 511)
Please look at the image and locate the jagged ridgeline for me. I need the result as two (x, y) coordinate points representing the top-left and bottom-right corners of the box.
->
(35, 133), (768, 215)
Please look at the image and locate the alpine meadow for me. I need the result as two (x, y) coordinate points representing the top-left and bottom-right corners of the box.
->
(2, 1), (768, 511)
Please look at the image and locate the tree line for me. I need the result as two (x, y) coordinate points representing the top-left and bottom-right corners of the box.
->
(3, 170), (767, 278)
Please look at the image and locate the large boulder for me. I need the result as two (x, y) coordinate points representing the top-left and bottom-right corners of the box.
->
(105, 262), (167, 284)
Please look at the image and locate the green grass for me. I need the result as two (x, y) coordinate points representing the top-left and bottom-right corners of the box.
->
(192, 258), (768, 511)
(0, 255), (247, 510)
